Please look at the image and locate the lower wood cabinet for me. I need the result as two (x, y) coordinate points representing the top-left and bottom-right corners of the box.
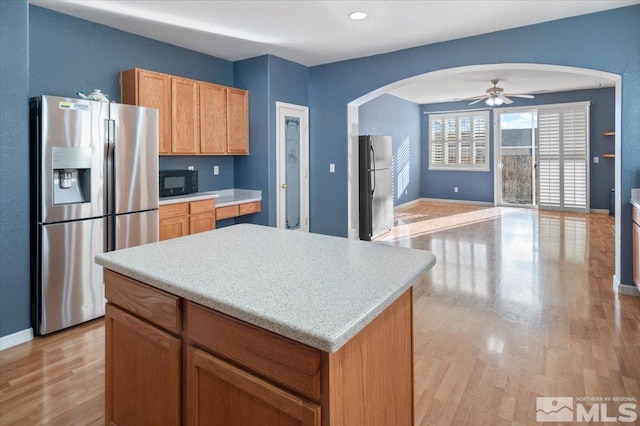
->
(633, 205), (639, 290)
(104, 270), (413, 426)
(217, 201), (261, 221)
(105, 303), (181, 426)
(186, 347), (320, 425)
(160, 199), (216, 241)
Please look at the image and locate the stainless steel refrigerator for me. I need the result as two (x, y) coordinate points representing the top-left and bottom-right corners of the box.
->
(359, 135), (393, 241)
(30, 95), (159, 335)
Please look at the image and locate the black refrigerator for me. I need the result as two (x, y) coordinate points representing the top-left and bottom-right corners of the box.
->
(359, 135), (393, 241)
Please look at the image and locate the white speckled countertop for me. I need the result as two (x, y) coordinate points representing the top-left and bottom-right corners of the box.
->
(159, 188), (261, 207)
(631, 188), (640, 209)
(96, 224), (435, 352)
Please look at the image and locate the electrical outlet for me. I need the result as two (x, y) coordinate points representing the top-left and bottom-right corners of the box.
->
(454, 187), (459, 193)
(330, 164), (335, 173)
(405, 189), (408, 195)
(188, 165), (194, 171)
(214, 165), (219, 175)
(593, 156), (599, 164)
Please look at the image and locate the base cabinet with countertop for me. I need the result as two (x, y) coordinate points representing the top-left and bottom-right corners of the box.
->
(633, 202), (639, 290)
(97, 224), (435, 426)
(104, 270), (413, 426)
(159, 199), (216, 241)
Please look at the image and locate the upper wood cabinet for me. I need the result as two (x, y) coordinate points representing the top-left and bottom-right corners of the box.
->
(227, 88), (249, 154)
(120, 69), (172, 154)
(121, 68), (248, 156)
(171, 77), (200, 154)
(199, 82), (227, 154)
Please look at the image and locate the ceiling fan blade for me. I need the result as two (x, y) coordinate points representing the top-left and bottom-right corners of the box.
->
(504, 94), (535, 99)
(468, 98), (486, 105)
(462, 95), (487, 101)
(499, 95), (514, 105)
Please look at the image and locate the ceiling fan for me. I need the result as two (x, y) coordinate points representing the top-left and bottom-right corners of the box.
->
(465, 79), (535, 106)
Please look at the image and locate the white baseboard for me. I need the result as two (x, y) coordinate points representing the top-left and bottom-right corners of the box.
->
(590, 209), (610, 215)
(0, 328), (34, 351)
(420, 197), (494, 206)
(612, 275), (640, 297)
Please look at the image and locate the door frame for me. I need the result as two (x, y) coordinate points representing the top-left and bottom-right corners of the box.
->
(276, 102), (309, 231)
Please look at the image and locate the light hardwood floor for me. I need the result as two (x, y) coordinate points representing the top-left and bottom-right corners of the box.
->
(1, 201), (638, 425)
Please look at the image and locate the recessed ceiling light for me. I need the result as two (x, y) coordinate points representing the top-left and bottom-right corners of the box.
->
(349, 12), (368, 20)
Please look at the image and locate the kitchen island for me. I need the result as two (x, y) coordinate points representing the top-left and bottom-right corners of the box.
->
(96, 224), (435, 425)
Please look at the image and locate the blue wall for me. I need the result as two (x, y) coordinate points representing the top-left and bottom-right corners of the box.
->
(421, 87), (615, 208)
(421, 102), (495, 203)
(234, 55), (309, 226)
(0, 0), (30, 337)
(308, 6), (639, 286)
(359, 95), (422, 206)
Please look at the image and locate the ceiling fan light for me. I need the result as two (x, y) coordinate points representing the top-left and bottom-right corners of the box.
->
(485, 97), (495, 106)
(494, 97), (504, 106)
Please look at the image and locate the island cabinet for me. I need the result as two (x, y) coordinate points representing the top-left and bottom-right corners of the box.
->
(160, 199), (216, 241)
(103, 270), (414, 426)
(104, 270), (182, 426)
(121, 68), (249, 156)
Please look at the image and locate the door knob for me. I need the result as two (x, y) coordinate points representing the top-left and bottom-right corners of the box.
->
(281, 183), (288, 189)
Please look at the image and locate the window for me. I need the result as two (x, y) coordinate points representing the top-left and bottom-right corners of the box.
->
(428, 110), (490, 171)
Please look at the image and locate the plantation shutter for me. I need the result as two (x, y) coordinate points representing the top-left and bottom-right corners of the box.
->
(537, 104), (589, 212)
(429, 110), (489, 170)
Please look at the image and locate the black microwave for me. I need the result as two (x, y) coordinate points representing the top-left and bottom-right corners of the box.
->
(159, 170), (198, 197)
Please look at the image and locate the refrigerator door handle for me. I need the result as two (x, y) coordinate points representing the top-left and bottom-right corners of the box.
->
(370, 145), (376, 195)
(106, 119), (115, 252)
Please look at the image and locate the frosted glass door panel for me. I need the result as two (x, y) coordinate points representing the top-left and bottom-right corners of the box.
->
(285, 116), (301, 230)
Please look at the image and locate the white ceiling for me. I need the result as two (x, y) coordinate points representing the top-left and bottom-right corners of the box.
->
(31, 0), (634, 104)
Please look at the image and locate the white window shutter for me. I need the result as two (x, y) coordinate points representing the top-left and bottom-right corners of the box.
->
(537, 105), (589, 212)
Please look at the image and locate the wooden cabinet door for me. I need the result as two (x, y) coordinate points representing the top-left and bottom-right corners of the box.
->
(105, 304), (181, 426)
(633, 221), (639, 288)
(160, 216), (189, 241)
(138, 70), (172, 154)
(172, 77), (200, 154)
(227, 88), (249, 154)
(200, 82), (227, 154)
(190, 211), (216, 234)
(186, 346), (320, 426)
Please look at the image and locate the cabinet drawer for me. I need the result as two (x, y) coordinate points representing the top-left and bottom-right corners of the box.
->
(190, 199), (216, 214)
(239, 201), (261, 215)
(160, 202), (189, 219)
(633, 205), (640, 225)
(186, 302), (321, 401)
(216, 204), (239, 220)
(104, 270), (181, 334)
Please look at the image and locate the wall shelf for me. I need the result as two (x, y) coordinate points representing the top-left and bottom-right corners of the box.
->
(603, 131), (615, 136)
(603, 153), (615, 158)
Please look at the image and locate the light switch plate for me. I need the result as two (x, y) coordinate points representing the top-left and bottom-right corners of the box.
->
(593, 156), (599, 164)
(330, 164), (335, 173)
(214, 166), (219, 175)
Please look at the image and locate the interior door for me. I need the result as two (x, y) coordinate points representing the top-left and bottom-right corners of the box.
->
(276, 102), (309, 231)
